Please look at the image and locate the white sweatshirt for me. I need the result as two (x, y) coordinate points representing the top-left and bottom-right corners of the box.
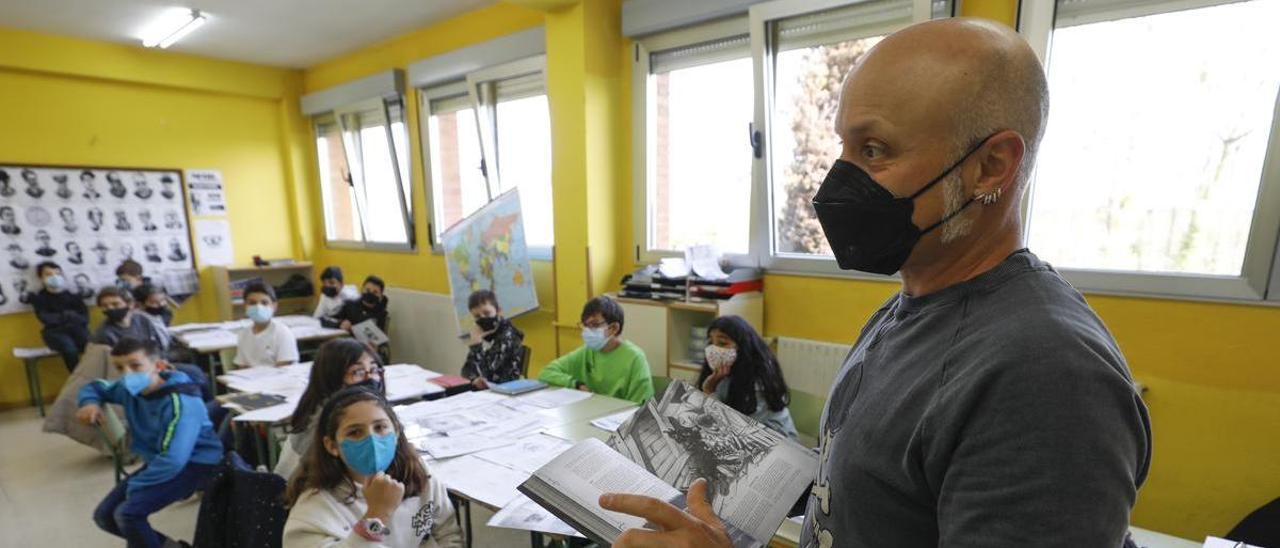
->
(283, 475), (462, 548)
(313, 285), (359, 321)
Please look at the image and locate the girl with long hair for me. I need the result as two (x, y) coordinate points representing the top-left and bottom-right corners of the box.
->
(283, 387), (460, 547)
(275, 338), (386, 479)
(697, 315), (799, 440)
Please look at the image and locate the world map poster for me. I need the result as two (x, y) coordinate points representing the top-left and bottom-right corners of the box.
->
(441, 188), (538, 334)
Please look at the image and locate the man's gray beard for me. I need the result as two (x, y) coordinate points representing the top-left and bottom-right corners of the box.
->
(940, 171), (974, 244)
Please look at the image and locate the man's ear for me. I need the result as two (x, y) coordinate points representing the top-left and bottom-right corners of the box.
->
(970, 129), (1025, 200)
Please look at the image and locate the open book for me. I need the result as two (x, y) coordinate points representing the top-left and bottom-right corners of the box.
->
(519, 381), (817, 547)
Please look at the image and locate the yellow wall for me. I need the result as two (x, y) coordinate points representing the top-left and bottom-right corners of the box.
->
(0, 27), (304, 408)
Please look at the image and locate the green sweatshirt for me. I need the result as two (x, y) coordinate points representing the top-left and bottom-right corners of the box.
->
(538, 340), (655, 404)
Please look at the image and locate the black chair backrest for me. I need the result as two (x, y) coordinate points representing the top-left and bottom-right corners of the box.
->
(520, 345), (533, 378)
(1227, 496), (1280, 548)
(194, 463), (288, 548)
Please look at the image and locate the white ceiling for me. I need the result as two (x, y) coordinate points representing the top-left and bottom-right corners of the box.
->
(0, 0), (498, 68)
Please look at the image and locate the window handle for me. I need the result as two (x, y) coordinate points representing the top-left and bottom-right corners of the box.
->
(479, 158), (488, 179)
(749, 123), (763, 159)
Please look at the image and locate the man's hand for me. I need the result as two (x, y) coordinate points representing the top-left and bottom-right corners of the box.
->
(601, 478), (731, 548)
(76, 404), (103, 426)
(339, 320), (353, 332)
(472, 377), (489, 390)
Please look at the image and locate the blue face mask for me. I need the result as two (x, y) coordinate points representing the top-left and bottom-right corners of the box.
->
(582, 327), (610, 351)
(340, 431), (397, 476)
(44, 274), (66, 291)
(121, 371), (154, 396)
(246, 304), (274, 324)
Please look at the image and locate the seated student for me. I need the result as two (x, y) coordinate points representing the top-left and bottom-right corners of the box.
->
(330, 275), (389, 332)
(133, 283), (174, 328)
(275, 338), (386, 479)
(93, 286), (170, 351)
(76, 337), (223, 548)
(538, 296), (654, 404)
(283, 387), (461, 547)
(461, 290), (525, 389)
(29, 261), (90, 371)
(312, 266), (356, 326)
(233, 282), (299, 367)
(698, 315), (799, 440)
(115, 259), (148, 291)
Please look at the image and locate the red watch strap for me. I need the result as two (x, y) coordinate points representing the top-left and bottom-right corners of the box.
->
(354, 519), (386, 542)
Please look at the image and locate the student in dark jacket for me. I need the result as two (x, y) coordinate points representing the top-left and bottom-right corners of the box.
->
(29, 261), (90, 371)
(92, 286), (169, 350)
(327, 275), (389, 332)
(77, 338), (223, 548)
(461, 290), (525, 389)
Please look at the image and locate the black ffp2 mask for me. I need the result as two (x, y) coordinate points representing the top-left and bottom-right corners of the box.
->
(812, 137), (991, 275)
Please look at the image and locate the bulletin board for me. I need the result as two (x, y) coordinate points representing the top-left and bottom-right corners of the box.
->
(0, 163), (197, 316)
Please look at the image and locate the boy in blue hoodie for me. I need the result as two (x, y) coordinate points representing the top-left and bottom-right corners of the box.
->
(77, 337), (223, 548)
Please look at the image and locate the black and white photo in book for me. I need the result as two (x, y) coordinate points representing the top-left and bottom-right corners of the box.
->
(0, 164), (198, 316)
(518, 381), (818, 548)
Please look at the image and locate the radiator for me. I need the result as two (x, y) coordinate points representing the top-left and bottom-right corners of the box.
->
(775, 336), (852, 397)
(385, 287), (470, 375)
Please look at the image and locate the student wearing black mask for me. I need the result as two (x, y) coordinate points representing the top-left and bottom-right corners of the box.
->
(312, 266), (355, 327)
(274, 338), (385, 479)
(91, 286), (169, 351)
(461, 290), (525, 389)
(333, 275), (389, 333)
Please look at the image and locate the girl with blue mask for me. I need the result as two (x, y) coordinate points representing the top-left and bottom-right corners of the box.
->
(283, 388), (461, 547)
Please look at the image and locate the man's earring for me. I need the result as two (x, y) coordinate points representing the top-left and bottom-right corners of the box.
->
(976, 188), (1002, 205)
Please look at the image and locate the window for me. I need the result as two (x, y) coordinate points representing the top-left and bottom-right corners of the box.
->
(314, 96), (414, 249)
(1022, 0), (1280, 299)
(420, 57), (554, 255)
(636, 25), (754, 258)
(764, 0), (915, 262)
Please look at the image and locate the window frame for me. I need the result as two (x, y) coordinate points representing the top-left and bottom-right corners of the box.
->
(631, 16), (756, 266)
(418, 55), (554, 260)
(1017, 0), (1280, 301)
(317, 95), (417, 252)
(752, 0), (941, 278)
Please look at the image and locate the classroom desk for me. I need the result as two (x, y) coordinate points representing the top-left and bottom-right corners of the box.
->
(173, 317), (348, 394)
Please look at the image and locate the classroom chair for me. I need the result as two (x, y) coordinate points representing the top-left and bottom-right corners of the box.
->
(193, 460), (287, 548)
(651, 375), (672, 396)
(95, 404), (130, 484)
(14, 346), (59, 416)
(788, 389), (825, 448)
(520, 345), (533, 378)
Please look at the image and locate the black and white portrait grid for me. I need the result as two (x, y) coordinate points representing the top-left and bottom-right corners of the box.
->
(0, 164), (195, 315)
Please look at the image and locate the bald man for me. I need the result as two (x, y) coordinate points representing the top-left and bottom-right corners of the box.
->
(599, 18), (1151, 548)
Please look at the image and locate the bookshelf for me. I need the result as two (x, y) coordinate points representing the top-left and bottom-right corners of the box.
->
(614, 292), (763, 385)
(210, 262), (315, 321)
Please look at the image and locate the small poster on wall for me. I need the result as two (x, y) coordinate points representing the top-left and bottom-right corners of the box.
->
(187, 169), (228, 216)
(194, 219), (234, 266)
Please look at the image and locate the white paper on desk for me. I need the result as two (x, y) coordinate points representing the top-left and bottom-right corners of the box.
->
(430, 454), (528, 508)
(232, 401), (298, 423)
(1204, 537), (1261, 548)
(657, 257), (689, 278)
(221, 366), (284, 381)
(515, 388), (593, 409)
(351, 319), (389, 346)
(686, 244), (729, 281)
(167, 322), (223, 334)
(475, 433), (573, 475)
(276, 315), (320, 329)
(386, 379), (444, 402)
(488, 494), (584, 538)
(383, 364), (442, 381)
(590, 408), (639, 432)
(193, 219), (234, 266)
(420, 432), (517, 460)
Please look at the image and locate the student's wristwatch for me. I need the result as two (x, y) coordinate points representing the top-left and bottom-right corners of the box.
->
(355, 517), (390, 541)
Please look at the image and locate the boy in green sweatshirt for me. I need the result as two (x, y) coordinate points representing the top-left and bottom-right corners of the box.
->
(539, 296), (654, 404)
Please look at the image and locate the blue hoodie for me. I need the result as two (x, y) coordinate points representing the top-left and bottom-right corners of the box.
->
(78, 370), (223, 495)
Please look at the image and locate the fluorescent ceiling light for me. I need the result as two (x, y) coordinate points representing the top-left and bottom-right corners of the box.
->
(140, 8), (207, 49)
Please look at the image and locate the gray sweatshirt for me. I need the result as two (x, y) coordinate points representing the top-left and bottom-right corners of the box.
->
(800, 250), (1151, 548)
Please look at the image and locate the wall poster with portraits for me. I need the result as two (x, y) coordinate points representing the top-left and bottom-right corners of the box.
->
(0, 163), (197, 316)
